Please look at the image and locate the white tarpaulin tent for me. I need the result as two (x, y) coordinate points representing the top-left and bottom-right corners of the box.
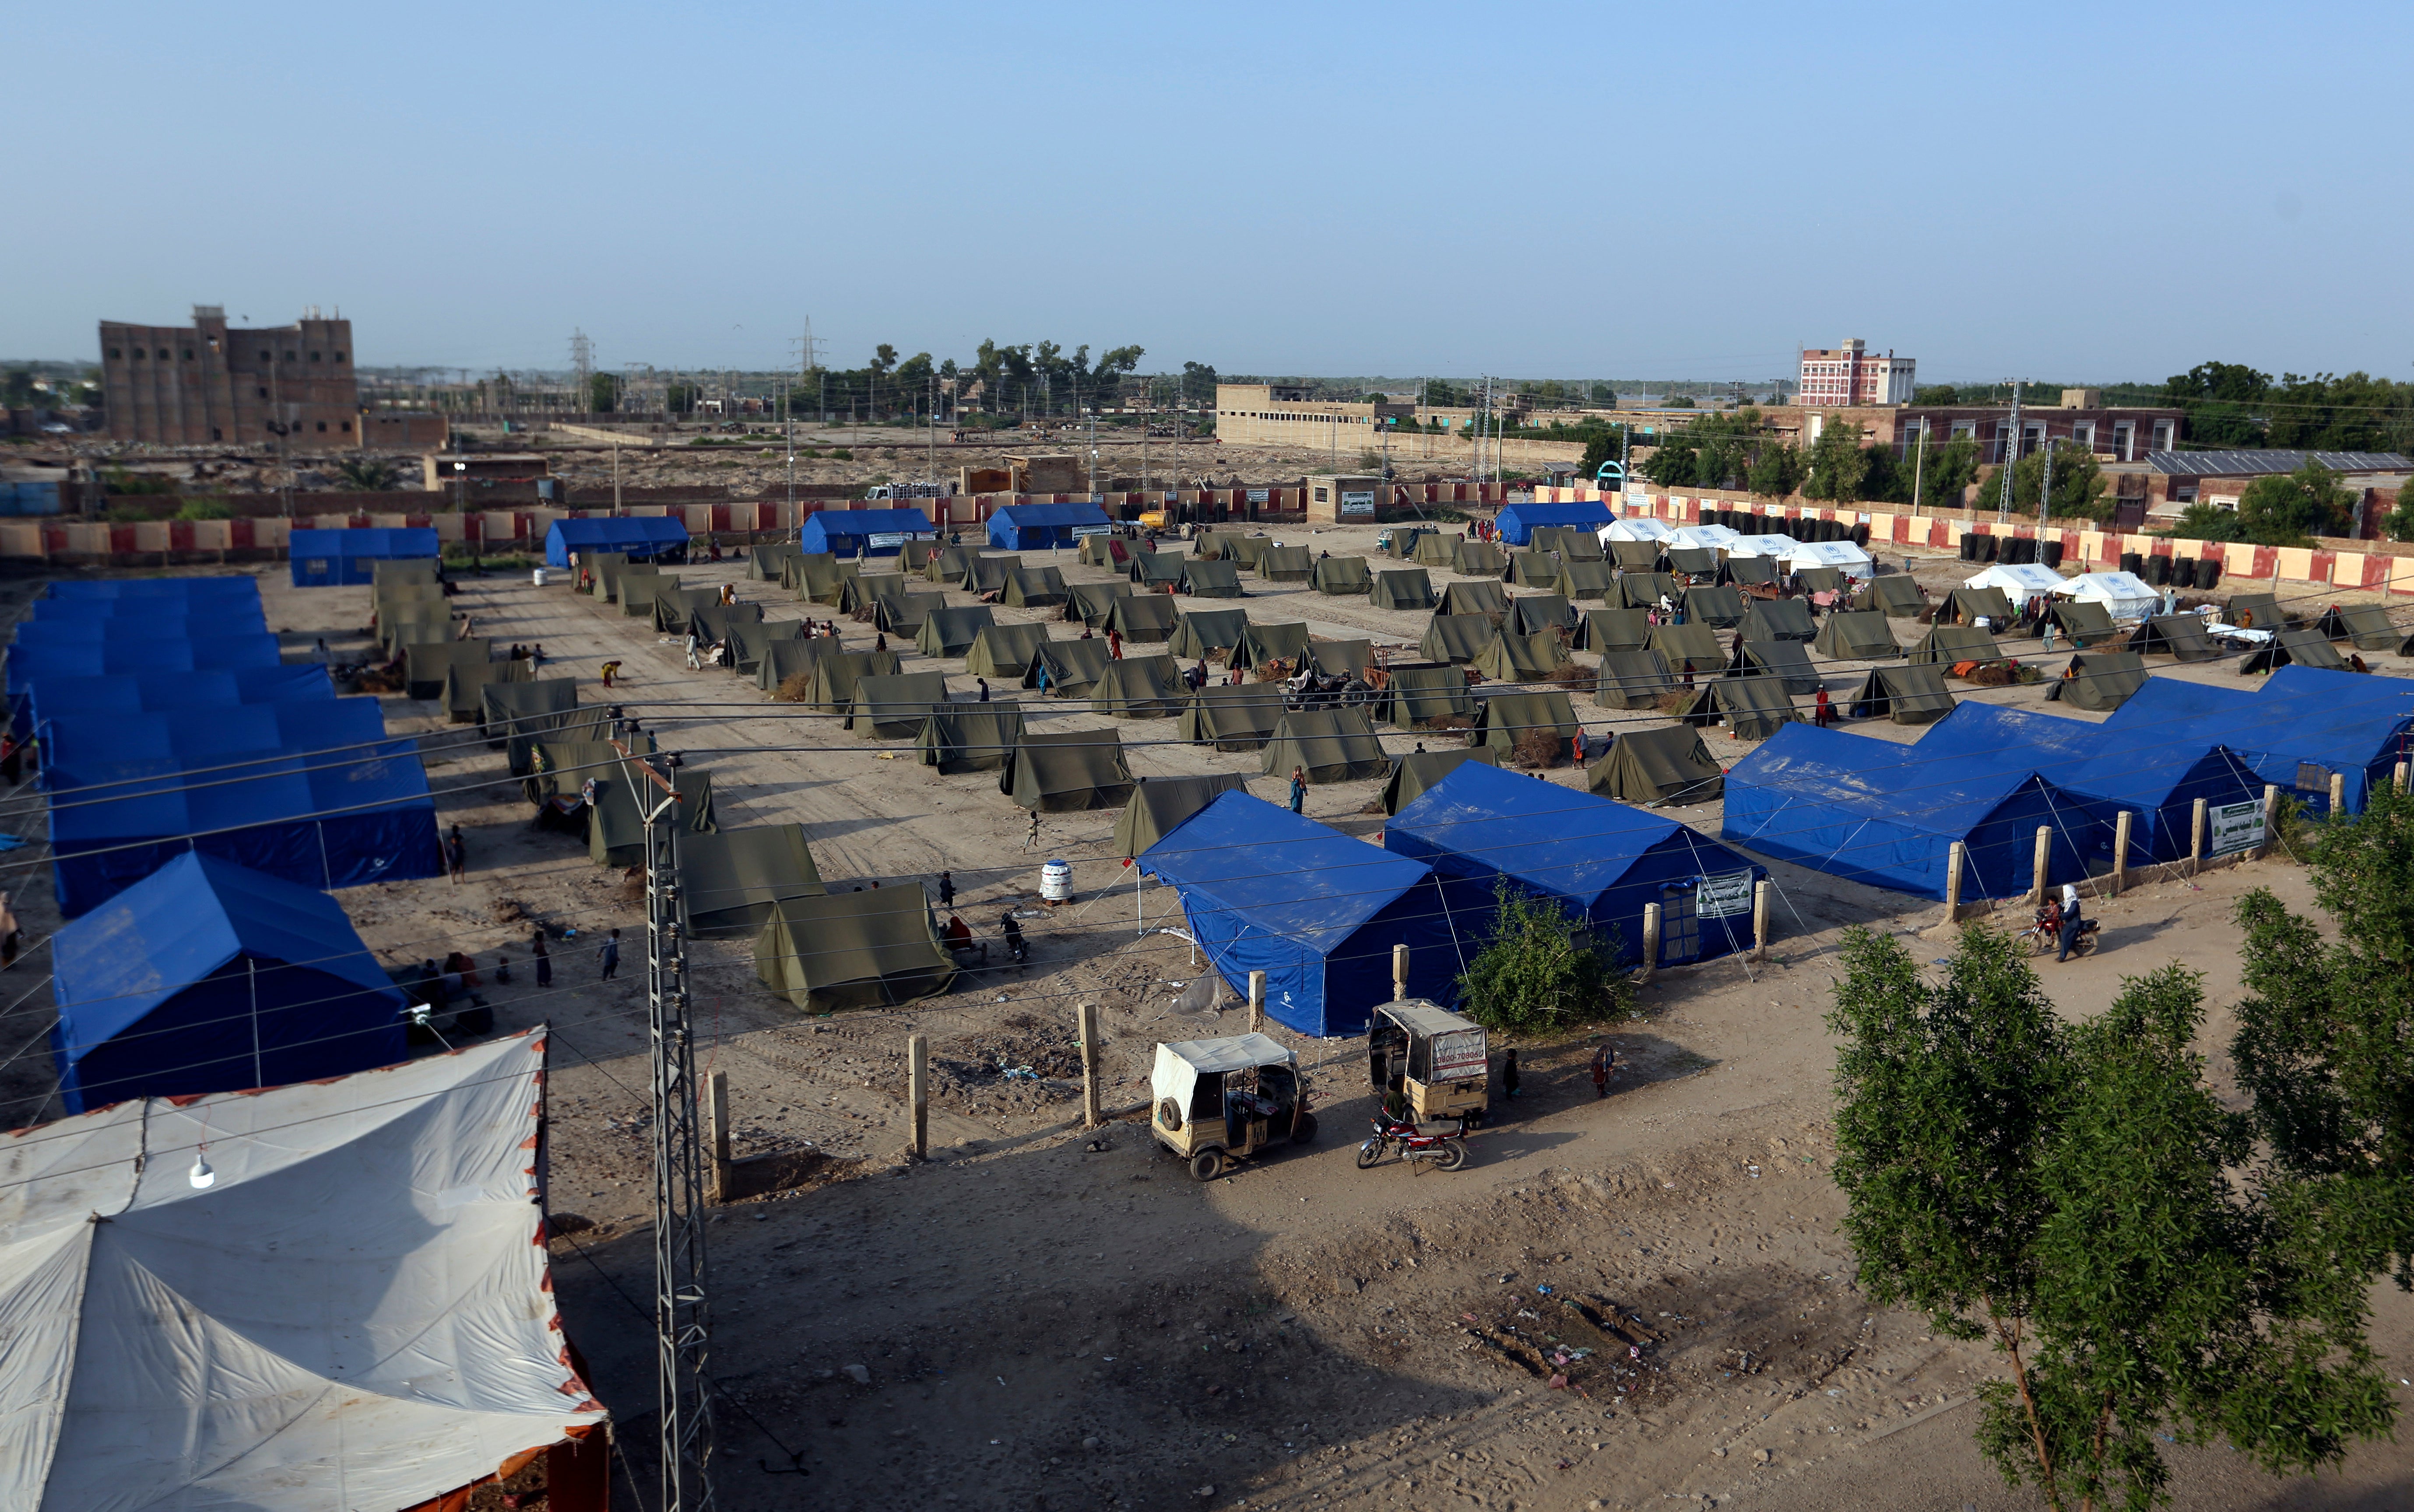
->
(1722, 533), (1803, 559)
(1964, 562), (2065, 597)
(1600, 516), (1675, 543)
(1664, 524), (1744, 551)
(0, 1029), (608, 1511)
(2057, 570), (2159, 621)
(1785, 539), (1876, 577)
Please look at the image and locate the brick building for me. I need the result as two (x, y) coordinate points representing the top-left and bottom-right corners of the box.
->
(1215, 384), (1416, 446)
(100, 305), (361, 450)
(1798, 338), (1915, 408)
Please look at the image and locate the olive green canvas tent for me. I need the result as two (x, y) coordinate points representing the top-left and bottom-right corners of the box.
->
(799, 648), (904, 709)
(1505, 551), (1560, 587)
(914, 705), (1029, 771)
(1740, 598), (1818, 642)
(1379, 747), (1501, 814)
(748, 543), (801, 581)
(1064, 581), (1132, 627)
(1577, 608), (1651, 652)
(793, 555), (861, 603)
(1026, 638), (1114, 697)
(523, 738), (649, 809)
(1665, 547), (1721, 580)
(1107, 594), (1180, 641)
(2125, 615), (2218, 663)
(2049, 651), (2149, 712)
(1453, 540), (1507, 575)
(1650, 622), (1724, 674)
(1114, 773), (1252, 858)
(1855, 574), (1924, 617)
(582, 554), (629, 597)
(1594, 649), (1676, 709)
(680, 824), (825, 937)
(650, 586), (718, 635)
(1507, 593), (1576, 635)
(1469, 690), (1578, 756)
(1255, 545), (1314, 582)
(615, 571), (669, 618)
(2240, 628), (2351, 676)
(1384, 528), (1435, 559)
(782, 550), (836, 591)
(1908, 624), (2006, 667)
(1167, 607), (1251, 659)
(2315, 602), (2396, 650)
(754, 889), (957, 1014)
(1231, 621), (1312, 673)
(1093, 654), (1186, 717)
(377, 603), (451, 656)
(1128, 551), (1186, 587)
(1682, 585), (1746, 628)
(1812, 610), (1898, 660)
(1947, 586), (2015, 627)
(482, 678), (581, 773)
(962, 556), (1020, 595)
(2046, 600), (2118, 646)
(1260, 708), (1388, 783)
(1178, 683), (1283, 750)
(1076, 534), (1126, 568)
(899, 539), (940, 571)
(1308, 639), (1374, 677)
(873, 590), (943, 636)
(1608, 540), (1661, 570)
(1530, 526), (1604, 561)
(402, 639), (492, 700)
(1728, 639), (1822, 696)
(1181, 560), (1245, 598)
(1676, 675), (1801, 740)
(1437, 580), (1509, 621)
(1412, 532), (1462, 565)
(755, 638), (825, 695)
(371, 558), (439, 586)
(2224, 592), (2294, 631)
(1001, 729), (1135, 811)
(688, 603), (763, 647)
(1471, 628), (1569, 680)
(1792, 566), (1845, 596)
(1587, 724), (1724, 806)
(1722, 556), (1777, 588)
(836, 573), (910, 614)
(1000, 567), (1068, 607)
(845, 672), (951, 737)
(916, 605), (996, 658)
(1381, 665), (1474, 729)
(1370, 568), (1436, 610)
(963, 623), (1052, 677)
(922, 546), (980, 585)
(587, 764), (716, 867)
(1616, 572), (1681, 610)
(1191, 531), (1244, 560)
(1312, 556), (1373, 594)
(1420, 614), (1496, 664)
(1845, 664), (1956, 724)
(1221, 535), (1269, 568)
(443, 656), (532, 723)
(1554, 560), (1616, 600)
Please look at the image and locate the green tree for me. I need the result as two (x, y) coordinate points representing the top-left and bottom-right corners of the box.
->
(667, 382), (699, 415)
(1746, 440), (1804, 499)
(1641, 435), (1698, 486)
(585, 371), (619, 413)
(1831, 926), (2397, 1512)
(1800, 416), (1869, 501)
(334, 458), (402, 491)
(2385, 489), (2414, 543)
(1578, 425), (1627, 477)
(1910, 434), (1981, 511)
(1453, 881), (1632, 1035)
(2009, 441), (2112, 521)
(1180, 360), (1218, 405)
(1912, 383), (1963, 405)
(2236, 459), (2356, 542)
(1588, 382), (1617, 405)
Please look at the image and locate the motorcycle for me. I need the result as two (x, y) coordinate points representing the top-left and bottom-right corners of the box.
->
(2020, 912), (2100, 958)
(1356, 1115), (1469, 1173)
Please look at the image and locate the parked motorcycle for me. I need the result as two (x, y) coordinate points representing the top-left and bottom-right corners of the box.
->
(1356, 1115), (1469, 1173)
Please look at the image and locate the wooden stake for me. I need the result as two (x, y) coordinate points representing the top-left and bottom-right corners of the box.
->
(2260, 785), (2279, 859)
(1944, 840), (1965, 922)
(1751, 878), (1771, 962)
(2112, 810), (2133, 895)
(1246, 972), (1265, 1036)
(1638, 903), (1660, 986)
(705, 1068), (732, 1204)
(2396, 760), (2407, 792)
(907, 1033), (928, 1160)
(1392, 943), (1409, 1001)
(2330, 770), (2347, 818)
(2031, 826), (2052, 906)
(1077, 1003), (1102, 1129)
(2189, 799), (2207, 876)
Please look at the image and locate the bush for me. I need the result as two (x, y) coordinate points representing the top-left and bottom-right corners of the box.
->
(1454, 880), (1634, 1034)
(831, 447), (854, 461)
(773, 672), (814, 702)
(176, 498), (232, 520)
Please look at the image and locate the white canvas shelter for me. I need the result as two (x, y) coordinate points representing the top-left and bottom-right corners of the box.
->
(2056, 570), (2159, 620)
(1721, 532), (1803, 559)
(1600, 516), (1675, 543)
(0, 1029), (606, 1510)
(1964, 562), (2065, 596)
(1663, 524), (1743, 551)
(1785, 539), (1876, 577)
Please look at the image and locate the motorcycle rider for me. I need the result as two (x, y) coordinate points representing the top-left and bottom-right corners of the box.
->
(2056, 882), (2086, 963)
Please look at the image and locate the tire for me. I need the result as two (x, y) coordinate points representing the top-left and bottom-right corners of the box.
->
(1189, 1150), (1224, 1182)
(1157, 1098), (1184, 1132)
(1435, 1139), (1469, 1172)
(1355, 1140), (1384, 1170)
(1290, 1113), (1318, 1146)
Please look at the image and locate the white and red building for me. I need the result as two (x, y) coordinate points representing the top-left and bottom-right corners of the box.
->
(1798, 338), (1915, 408)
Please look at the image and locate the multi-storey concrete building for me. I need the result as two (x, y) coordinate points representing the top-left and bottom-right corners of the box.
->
(1798, 338), (1915, 408)
(99, 305), (361, 449)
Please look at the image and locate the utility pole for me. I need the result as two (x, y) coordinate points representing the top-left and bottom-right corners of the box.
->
(1995, 379), (2024, 523)
(784, 378), (795, 522)
(929, 373), (938, 492)
(2037, 441), (2055, 529)
(569, 329), (594, 414)
(1911, 427), (1926, 516)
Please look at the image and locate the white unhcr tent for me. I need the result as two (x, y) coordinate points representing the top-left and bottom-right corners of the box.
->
(1664, 524), (1744, 551)
(2056, 570), (2159, 621)
(1785, 539), (1876, 578)
(1964, 562), (2065, 597)
(1723, 532), (1803, 560)
(0, 1029), (610, 1510)
(1600, 516), (1675, 543)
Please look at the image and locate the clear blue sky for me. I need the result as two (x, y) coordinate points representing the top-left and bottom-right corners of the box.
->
(8, 1), (2409, 386)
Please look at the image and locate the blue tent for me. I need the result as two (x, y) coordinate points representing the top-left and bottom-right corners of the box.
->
(1140, 791), (1459, 1037)
(2103, 667), (2414, 817)
(14, 617), (254, 647)
(5, 633), (284, 698)
(42, 577), (264, 607)
(542, 516), (691, 568)
(29, 664), (334, 737)
(1723, 723), (2104, 901)
(289, 527), (441, 586)
(987, 502), (1112, 551)
(49, 852), (407, 1113)
(1493, 500), (1613, 546)
(45, 698), (441, 915)
(797, 508), (938, 558)
(34, 578), (263, 624)
(1386, 762), (1764, 968)
(1914, 702), (2262, 867)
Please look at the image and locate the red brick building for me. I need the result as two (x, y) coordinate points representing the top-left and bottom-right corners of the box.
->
(100, 305), (361, 450)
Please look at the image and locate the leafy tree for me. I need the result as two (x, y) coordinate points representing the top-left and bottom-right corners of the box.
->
(586, 371), (620, 414)
(1831, 926), (2397, 1512)
(2237, 459), (2356, 541)
(1423, 378), (1468, 408)
(334, 458), (403, 491)
(1910, 434), (1982, 511)
(1454, 881), (1632, 1034)
(1746, 440), (1803, 499)
(2008, 441), (2112, 521)
(1912, 384), (1963, 405)
(1180, 361), (1218, 404)
(1663, 395), (1696, 408)
(2385, 489), (2414, 543)
(667, 382), (699, 415)
(1588, 382), (1617, 405)
(1, 369), (34, 407)
(1577, 425), (1627, 477)
(1800, 415), (1869, 501)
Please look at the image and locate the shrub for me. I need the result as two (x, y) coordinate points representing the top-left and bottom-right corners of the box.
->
(774, 672), (814, 702)
(1454, 880), (1633, 1033)
(176, 498), (232, 520)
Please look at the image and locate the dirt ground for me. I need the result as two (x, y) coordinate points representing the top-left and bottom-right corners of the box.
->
(2, 523), (2410, 1512)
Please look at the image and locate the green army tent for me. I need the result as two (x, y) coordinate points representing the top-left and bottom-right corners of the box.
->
(1453, 540), (1507, 575)
(755, 637), (827, 695)
(922, 546), (980, 585)
(377, 602), (451, 656)
(1666, 547), (1721, 580)
(371, 558), (439, 586)
(1469, 690), (1579, 757)
(1076, 534), (1126, 568)
(1946, 586), (2014, 627)
(1650, 622), (1724, 674)
(1261, 709), (1388, 783)
(1128, 551), (1186, 587)
(523, 738), (646, 809)
(1507, 593), (1576, 635)
(1437, 580), (1509, 621)
(2316, 602), (2397, 650)
(836, 572), (910, 615)
(722, 617), (807, 676)
(1026, 638), (1114, 697)
(1065, 581), (1133, 628)
(1908, 624), (2005, 667)
(874, 590), (943, 636)
(1222, 535), (1270, 568)
(1812, 610), (1898, 660)
(587, 764), (715, 868)
(1370, 568), (1437, 610)
(755, 889), (957, 1013)
(2049, 651), (2149, 712)
(1001, 567), (1069, 607)
(651, 586), (718, 635)
(1312, 556), (1373, 594)
(689, 602), (764, 648)
(748, 543), (802, 581)
(1231, 621), (1312, 673)
(1728, 639), (1822, 696)
(482, 678), (581, 773)
(403, 639), (492, 701)
(1381, 665), (1475, 729)
(1308, 639), (1374, 677)
(1420, 614), (1497, 664)
(899, 539), (940, 571)
(799, 649), (904, 709)
(783, 550), (839, 592)
(1594, 649), (1676, 709)
(2046, 600), (2118, 646)
(1167, 607), (1251, 659)
(1682, 585), (1746, 628)
(443, 656), (532, 723)
(1379, 747), (1502, 814)
(1178, 683), (1283, 750)
(1505, 551), (1560, 587)
(1190, 530), (1242, 560)
(615, 571), (669, 618)
(1608, 540), (1662, 570)
(963, 623), (1052, 678)
(1676, 676), (1801, 740)
(1471, 628), (1570, 680)
(680, 825), (825, 937)
(1722, 556), (1777, 588)
(1412, 532), (1462, 565)
(581, 553), (629, 597)
(2124, 615), (2218, 663)
(1114, 773), (1252, 858)
(1577, 607), (1651, 652)
(1382, 528), (1434, 559)
(1792, 567), (1845, 596)
(916, 606), (996, 658)
(1181, 560), (1245, 598)
(1587, 725), (1724, 806)
(1107, 594), (1180, 641)
(2240, 627), (2351, 676)
(962, 556), (1021, 595)
(1615, 572), (1681, 610)
(1093, 654), (1186, 717)
(845, 672), (952, 737)
(1855, 574), (1924, 617)
(1740, 598), (1817, 642)
(914, 705), (1027, 772)
(1532, 526), (1605, 561)
(1845, 664), (1956, 724)
(1554, 560), (1616, 600)
(2224, 592), (2295, 631)
(1001, 729), (1135, 810)
(1256, 545), (1315, 582)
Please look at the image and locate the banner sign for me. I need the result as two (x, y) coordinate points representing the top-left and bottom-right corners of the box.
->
(2208, 799), (2266, 857)
(1697, 869), (1755, 918)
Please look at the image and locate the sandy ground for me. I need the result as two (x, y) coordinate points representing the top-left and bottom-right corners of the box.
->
(1, 529), (2410, 1512)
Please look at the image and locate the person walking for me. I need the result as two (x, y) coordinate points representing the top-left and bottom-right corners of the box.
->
(937, 870), (956, 909)
(1289, 766), (1307, 814)
(532, 932), (552, 989)
(685, 631), (702, 670)
(445, 825), (467, 883)
(598, 929), (622, 981)
(1813, 686), (1836, 727)
(977, 677), (991, 703)
(1107, 628), (1123, 661)
(1023, 809), (1041, 851)
(1500, 1049), (1522, 1102)
(2041, 617), (2059, 653)
(1590, 1044), (1613, 1099)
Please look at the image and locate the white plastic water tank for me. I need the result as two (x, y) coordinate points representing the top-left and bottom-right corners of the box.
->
(1040, 859), (1072, 902)
(532, 567), (549, 587)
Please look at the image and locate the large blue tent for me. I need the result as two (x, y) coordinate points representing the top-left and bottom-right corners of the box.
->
(1914, 702), (2262, 867)
(1493, 500), (1613, 546)
(5, 633), (284, 699)
(2103, 666), (2414, 817)
(1140, 791), (1459, 1037)
(1723, 723), (2104, 901)
(43, 577), (263, 604)
(542, 516), (691, 567)
(49, 852), (407, 1113)
(14, 617), (257, 647)
(45, 697), (441, 914)
(797, 508), (938, 558)
(986, 502), (1112, 551)
(289, 527), (442, 586)
(1386, 762), (1764, 968)
(33, 578), (263, 625)
(28, 664), (334, 738)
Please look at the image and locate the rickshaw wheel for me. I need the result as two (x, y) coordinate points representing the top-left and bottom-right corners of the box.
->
(1290, 1113), (1318, 1146)
(1189, 1150), (1225, 1182)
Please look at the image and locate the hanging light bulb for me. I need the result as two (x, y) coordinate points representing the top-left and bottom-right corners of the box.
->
(188, 1155), (215, 1190)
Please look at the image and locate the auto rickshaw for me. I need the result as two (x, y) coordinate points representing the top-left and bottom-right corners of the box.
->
(1368, 1000), (1490, 1127)
(1150, 1034), (1317, 1181)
